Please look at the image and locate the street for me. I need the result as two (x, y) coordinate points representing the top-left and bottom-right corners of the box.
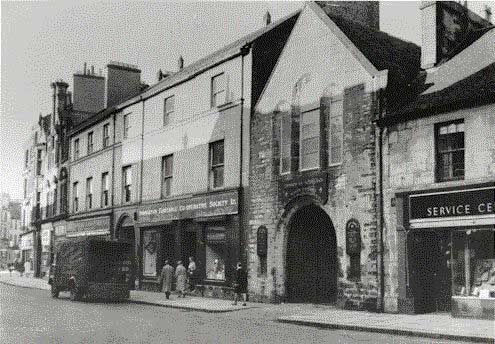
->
(0, 284), (474, 344)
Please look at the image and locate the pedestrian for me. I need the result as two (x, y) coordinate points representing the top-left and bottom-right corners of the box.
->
(187, 256), (197, 291)
(232, 262), (248, 306)
(160, 260), (174, 300)
(175, 260), (187, 298)
(8, 263), (14, 276)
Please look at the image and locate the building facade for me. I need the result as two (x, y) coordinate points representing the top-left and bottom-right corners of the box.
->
(379, 2), (494, 319)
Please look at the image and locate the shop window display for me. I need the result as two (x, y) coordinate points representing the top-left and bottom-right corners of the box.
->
(452, 229), (495, 298)
(143, 230), (160, 277)
(205, 226), (226, 281)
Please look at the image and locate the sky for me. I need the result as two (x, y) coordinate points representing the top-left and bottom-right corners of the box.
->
(0, 1), (492, 199)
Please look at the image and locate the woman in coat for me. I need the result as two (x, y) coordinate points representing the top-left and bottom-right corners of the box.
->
(160, 260), (174, 299)
(233, 262), (248, 306)
(175, 260), (187, 298)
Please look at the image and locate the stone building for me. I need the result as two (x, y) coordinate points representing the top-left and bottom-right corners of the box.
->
(246, 1), (420, 309)
(378, 2), (494, 319)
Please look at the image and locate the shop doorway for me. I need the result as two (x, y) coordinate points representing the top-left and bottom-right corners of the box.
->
(286, 204), (337, 303)
(182, 231), (197, 267)
(408, 230), (452, 313)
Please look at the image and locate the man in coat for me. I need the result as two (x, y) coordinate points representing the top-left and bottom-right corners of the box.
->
(160, 260), (174, 299)
(175, 260), (187, 298)
(233, 262), (248, 306)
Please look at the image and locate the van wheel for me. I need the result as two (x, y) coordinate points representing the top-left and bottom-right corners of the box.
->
(70, 287), (83, 301)
(51, 285), (59, 298)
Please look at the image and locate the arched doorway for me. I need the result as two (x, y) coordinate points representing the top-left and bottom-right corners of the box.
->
(116, 215), (135, 244)
(286, 204), (337, 303)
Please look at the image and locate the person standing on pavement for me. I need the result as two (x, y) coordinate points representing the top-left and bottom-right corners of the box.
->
(233, 262), (248, 306)
(187, 256), (197, 292)
(160, 260), (174, 299)
(175, 260), (187, 298)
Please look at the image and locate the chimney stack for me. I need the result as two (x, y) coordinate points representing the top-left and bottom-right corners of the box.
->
(91, 65), (95, 75)
(73, 63), (105, 113)
(485, 5), (492, 23)
(264, 11), (271, 26)
(178, 56), (184, 70)
(106, 61), (141, 108)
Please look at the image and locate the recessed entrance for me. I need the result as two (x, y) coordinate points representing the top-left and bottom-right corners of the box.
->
(286, 204), (337, 303)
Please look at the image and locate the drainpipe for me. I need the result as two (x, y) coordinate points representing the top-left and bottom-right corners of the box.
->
(111, 113), (116, 238)
(239, 44), (249, 269)
(375, 87), (385, 312)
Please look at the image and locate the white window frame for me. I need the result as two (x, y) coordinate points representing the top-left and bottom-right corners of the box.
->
(299, 108), (320, 172)
(163, 96), (175, 126)
(328, 97), (344, 167)
(211, 73), (226, 108)
(123, 113), (130, 139)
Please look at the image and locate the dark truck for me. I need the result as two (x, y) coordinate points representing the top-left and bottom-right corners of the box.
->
(48, 237), (134, 301)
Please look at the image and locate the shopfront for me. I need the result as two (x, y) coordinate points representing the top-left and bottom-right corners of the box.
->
(19, 231), (34, 272)
(137, 189), (240, 295)
(40, 223), (52, 277)
(400, 184), (494, 319)
(66, 216), (111, 238)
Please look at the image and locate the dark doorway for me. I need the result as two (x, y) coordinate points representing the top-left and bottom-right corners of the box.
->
(182, 231), (197, 267)
(408, 230), (451, 313)
(286, 204), (337, 303)
(161, 231), (175, 267)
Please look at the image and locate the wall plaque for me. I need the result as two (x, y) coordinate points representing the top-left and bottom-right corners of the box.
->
(346, 218), (361, 255)
(279, 171), (328, 205)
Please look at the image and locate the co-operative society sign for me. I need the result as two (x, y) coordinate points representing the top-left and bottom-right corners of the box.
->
(139, 189), (238, 223)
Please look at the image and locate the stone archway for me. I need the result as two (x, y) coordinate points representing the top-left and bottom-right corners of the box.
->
(115, 214), (135, 244)
(284, 201), (337, 303)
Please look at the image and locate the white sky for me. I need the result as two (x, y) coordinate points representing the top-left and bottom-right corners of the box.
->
(0, 1), (492, 199)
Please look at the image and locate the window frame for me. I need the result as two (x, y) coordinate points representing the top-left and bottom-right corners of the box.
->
(163, 96), (175, 126)
(86, 177), (93, 210)
(87, 131), (94, 155)
(123, 166), (132, 203)
(72, 182), (79, 213)
(101, 172), (109, 208)
(209, 140), (225, 189)
(299, 107), (321, 172)
(279, 113), (291, 175)
(328, 97), (344, 166)
(73, 139), (80, 160)
(103, 123), (110, 148)
(435, 119), (465, 182)
(123, 114), (130, 139)
(211, 73), (226, 108)
(161, 154), (173, 198)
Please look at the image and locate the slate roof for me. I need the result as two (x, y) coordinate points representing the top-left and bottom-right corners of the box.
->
(316, 2), (421, 109)
(382, 27), (495, 124)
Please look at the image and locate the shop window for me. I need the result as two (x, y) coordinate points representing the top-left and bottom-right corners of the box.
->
(300, 109), (320, 171)
(211, 73), (226, 108)
(123, 113), (130, 139)
(73, 139), (80, 160)
(123, 166), (132, 203)
(163, 96), (175, 126)
(436, 120), (464, 182)
(205, 226), (226, 281)
(86, 177), (93, 210)
(329, 97), (343, 165)
(280, 113), (291, 174)
(101, 172), (109, 207)
(209, 140), (224, 189)
(142, 229), (160, 277)
(103, 123), (110, 148)
(72, 182), (78, 212)
(452, 229), (495, 298)
(87, 131), (94, 154)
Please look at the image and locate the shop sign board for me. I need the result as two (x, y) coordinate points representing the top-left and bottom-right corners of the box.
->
(66, 217), (110, 237)
(409, 186), (495, 228)
(138, 190), (238, 224)
(54, 224), (66, 237)
(278, 172), (328, 205)
(20, 233), (34, 250)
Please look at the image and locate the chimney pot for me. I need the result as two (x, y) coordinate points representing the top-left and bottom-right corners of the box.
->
(178, 56), (184, 70)
(485, 5), (492, 23)
(83, 62), (87, 75)
(158, 69), (163, 81)
(264, 11), (271, 26)
(91, 65), (95, 75)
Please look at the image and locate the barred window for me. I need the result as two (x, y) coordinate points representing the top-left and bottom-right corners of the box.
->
(436, 120), (464, 182)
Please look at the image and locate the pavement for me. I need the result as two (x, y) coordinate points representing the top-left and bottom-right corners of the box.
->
(1, 271), (494, 343)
